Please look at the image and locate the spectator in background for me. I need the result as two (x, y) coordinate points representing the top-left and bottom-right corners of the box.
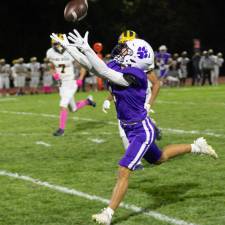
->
(13, 58), (28, 95)
(213, 52), (224, 85)
(166, 53), (180, 87)
(199, 51), (213, 86)
(177, 51), (190, 86)
(210, 50), (224, 86)
(0, 59), (11, 96)
(208, 49), (217, 86)
(155, 45), (171, 79)
(84, 70), (98, 92)
(192, 51), (201, 86)
(27, 57), (41, 94)
(41, 57), (53, 94)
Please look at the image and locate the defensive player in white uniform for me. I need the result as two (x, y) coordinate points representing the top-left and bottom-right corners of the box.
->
(0, 59), (11, 96)
(47, 34), (96, 136)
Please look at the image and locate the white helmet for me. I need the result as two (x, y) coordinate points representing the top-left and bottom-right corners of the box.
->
(113, 38), (154, 71)
(159, 45), (167, 51)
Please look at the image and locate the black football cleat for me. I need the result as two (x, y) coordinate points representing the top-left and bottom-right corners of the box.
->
(53, 128), (64, 136)
(155, 126), (162, 141)
(87, 95), (96, 107)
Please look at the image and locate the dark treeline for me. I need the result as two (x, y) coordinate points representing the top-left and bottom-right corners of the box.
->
(0, 0), (224, 62)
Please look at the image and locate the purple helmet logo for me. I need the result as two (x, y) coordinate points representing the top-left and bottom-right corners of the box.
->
(137, 46), (150, 59)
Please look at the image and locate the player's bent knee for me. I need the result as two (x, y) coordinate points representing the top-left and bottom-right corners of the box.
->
(157, 152), (169, 163)
(118, 166), (131, 179)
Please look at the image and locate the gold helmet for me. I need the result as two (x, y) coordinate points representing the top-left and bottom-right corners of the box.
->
(30, 57), (37, 62)
(118, 30), (138, 44)
(0, 58), (6, 64)
(51, 33), (64, 45)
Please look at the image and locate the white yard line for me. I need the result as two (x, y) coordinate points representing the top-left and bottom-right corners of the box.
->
(89, 138), (105, 144)
(0, 170), (197, 225)
(0, 98), (17, 102)
(35, 141), (51, 147)
(0, 110), (224, 138)
(157, 100), (225, 106)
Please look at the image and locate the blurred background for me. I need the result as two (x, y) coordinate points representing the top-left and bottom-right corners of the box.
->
(0, 0), (225, 63)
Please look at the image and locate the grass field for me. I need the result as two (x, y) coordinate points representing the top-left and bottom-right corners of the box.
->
(0, 85), (225, 225)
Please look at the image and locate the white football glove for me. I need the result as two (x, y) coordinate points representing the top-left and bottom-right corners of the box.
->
(50, 33), (70, 49)
(50, 33), (92, 70)
(68, 29), (91, 52)
(144, 103), (155, 114)
(102, 100), (111, 114)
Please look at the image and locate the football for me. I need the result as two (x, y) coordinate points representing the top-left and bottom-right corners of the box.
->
(64, 0), (88, 22)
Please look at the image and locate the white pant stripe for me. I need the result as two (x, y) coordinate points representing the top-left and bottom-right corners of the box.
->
(128, 119), (151, 170)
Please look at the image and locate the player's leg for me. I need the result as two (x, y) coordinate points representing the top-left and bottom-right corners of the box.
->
(92, 118), (155, 224)
(5, 77), (10, 96)
(118, 120), (129, 149)
(118, 120), (144, 170)
(144, 137), (217, 166)
(75, 95), (96, 110)
(0, 77), (3, 96)
(53, 86), (73, 136)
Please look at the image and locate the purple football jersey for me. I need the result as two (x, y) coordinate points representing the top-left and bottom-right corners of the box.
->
(107, 60), (147, 123)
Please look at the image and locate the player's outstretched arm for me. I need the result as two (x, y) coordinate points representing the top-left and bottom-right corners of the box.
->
(67, 29), (129, 86)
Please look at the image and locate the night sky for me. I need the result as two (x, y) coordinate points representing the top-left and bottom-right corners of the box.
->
(0, 0), (225, 65)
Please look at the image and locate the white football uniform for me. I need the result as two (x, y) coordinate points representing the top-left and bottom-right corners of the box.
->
(27, 62), (41, 88)
(0, 64), (11, 89)
(177, 57), (190, 79)
(42, 63), (53, 86)
(211, 55), (224, 85)
(13, 63), (28, 88)
(46, 48), (78, 108)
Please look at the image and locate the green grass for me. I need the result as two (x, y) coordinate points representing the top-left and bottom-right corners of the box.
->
(0, 85), (225, 225)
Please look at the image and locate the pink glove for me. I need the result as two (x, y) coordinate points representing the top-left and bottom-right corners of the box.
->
(53, 73), (60, 81)
(76, 79), (83, 87)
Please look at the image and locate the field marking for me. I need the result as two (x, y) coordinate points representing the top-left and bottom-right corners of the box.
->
(0, 170), (197, 225)
(0, 110), (224, 139)
(89, 138), (105, 144)
(157, 100), (225, 107)
(35, 141), (51, 147)
(0, 98), (17, 102)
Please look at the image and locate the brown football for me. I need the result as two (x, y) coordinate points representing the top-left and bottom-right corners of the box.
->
(64, 0), (88, 22)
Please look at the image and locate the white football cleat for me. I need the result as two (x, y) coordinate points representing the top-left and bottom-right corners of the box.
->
(191, 137), (218, 159)
(92, 208), (112, 225)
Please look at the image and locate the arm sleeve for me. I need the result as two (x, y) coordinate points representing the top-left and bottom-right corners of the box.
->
(83, 48), (129, 86)
(66, 46), (93, 71)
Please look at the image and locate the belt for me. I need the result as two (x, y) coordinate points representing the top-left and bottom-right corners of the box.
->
(120, 118), (146, 126)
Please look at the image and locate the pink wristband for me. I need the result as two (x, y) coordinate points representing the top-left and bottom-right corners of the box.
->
(53, 73), (60, 81)
(76, 79), (83, 87)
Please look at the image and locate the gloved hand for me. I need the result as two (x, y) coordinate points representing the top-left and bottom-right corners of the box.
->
(76, 79), (83, 87)
(50, 33), (70, 50)
(68, 29), (91, 52)
(144, 103), (155, 114)
(102, 100), (111, 114)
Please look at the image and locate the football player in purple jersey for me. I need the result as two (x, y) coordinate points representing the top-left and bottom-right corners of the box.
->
(155, 45), (172, 79)
(51, 30), (218, 225)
